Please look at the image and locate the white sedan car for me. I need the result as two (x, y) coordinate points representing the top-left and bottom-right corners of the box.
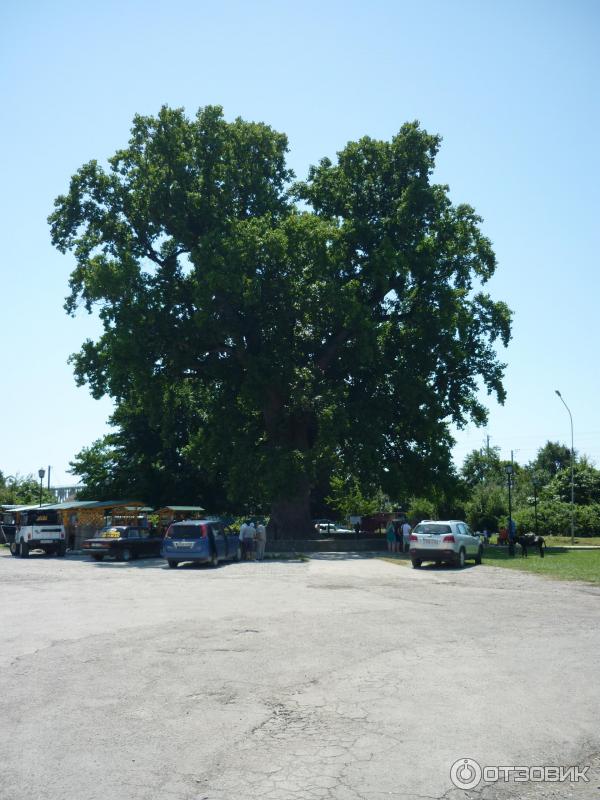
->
(409, 520), (483, 569)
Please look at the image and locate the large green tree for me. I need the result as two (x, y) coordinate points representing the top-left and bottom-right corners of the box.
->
(50, 106), (511, 536)
(461, 445), (504, 487)
(528, 440), (574, 483)
(543, 458), (600, 506)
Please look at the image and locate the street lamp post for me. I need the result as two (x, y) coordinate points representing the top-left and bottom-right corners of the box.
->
(555, 390), (575, 545)
(38, 468), (46, 507)
(505, 463), (514, 557)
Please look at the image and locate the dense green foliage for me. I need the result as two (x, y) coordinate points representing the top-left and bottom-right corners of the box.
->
(0, 472), (55, 506)
(51, 106), (511, 534)
(326, 476), (391, 519)
(407, 497), (437, 523)
(458, 441), (600, 536)
(530, 441), (573, 481)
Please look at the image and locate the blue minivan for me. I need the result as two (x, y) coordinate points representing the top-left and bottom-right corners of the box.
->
(161, 519), (241, 569)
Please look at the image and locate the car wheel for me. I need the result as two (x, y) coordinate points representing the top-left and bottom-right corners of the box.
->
(10, 541), (19, 557)
(92, 554), (104, 562)
(210, 551), (219, 568)
(167, 560), (178, 569)
(455, 548), (466, 569)
(411, 558), (422, 569)
(475, 546), (483, 565)
(121, 548), (132, 562)
(57, 544), (66, 557)
(20, 541), (29, 558)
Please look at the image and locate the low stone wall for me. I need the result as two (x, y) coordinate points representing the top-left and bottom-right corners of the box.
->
(265, 536), (387, 553)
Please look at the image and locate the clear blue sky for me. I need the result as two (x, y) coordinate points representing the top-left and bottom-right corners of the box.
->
(1, 0), (599, 486)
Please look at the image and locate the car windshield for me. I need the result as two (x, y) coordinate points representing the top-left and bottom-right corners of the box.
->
(167, 524), (204, 539)
(413, 523), (451, 535)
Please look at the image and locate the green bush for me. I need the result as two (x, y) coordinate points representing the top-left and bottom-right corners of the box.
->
(407, 497), (437, 524)
(464, 483), (506, 532)
(514, 501), (600, 536)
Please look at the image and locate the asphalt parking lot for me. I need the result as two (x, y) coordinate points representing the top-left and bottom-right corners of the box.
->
(1, 549), (599, 800)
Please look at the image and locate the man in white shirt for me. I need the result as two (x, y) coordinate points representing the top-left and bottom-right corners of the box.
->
(401, 520), (412, 553)
(243, 522), (256, 560)
(256, 523), (267, 560)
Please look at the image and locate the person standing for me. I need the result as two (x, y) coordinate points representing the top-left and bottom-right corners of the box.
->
(401, 519), (412, 553)
(239, 521), (249, 560)
(243, 522), (257, 560)
(256, 522), (267, 560)
(386, 521), (396, 553)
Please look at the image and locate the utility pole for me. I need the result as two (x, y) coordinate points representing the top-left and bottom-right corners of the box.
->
(47, 466), (51, 492)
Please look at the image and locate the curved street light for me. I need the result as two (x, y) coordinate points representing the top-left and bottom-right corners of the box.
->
(555, 390), (575, 545)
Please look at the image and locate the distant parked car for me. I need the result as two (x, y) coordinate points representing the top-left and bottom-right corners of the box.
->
(82, 526), (162, 562)
(315, 523), (336, 534)
(161, 519), (241, 568)
(313, 519), (336, 534)
(409, 520), (483, 569)
(313, 520), (353, 534)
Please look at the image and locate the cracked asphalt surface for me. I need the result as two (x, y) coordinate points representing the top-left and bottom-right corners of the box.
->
(1, 549), (599, 800)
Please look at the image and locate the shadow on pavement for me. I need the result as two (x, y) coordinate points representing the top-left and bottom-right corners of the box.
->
(307, 551), (394, 561)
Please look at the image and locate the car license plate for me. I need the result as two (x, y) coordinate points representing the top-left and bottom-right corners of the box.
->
(423, 538), (439, 545)
(175, 541), (193, 548)
(91, 543), (104, 548)
(40, 539), (54, 544)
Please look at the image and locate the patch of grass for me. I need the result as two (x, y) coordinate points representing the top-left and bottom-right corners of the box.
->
(483, 547), (600, 584)
(543, 536), (600, 547)
(490, 535), (600, 547)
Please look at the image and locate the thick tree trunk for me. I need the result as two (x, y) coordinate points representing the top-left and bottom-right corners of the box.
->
(263, 389), (316, 540)
(268, 486), (313, 540)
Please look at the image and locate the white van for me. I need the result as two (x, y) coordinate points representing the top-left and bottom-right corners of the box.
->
(9, 506), (66, 558)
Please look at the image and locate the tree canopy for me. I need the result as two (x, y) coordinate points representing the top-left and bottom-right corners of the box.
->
(461, 445), (504, 487)
(0, 473), (54, 506)
(543, 458), (600, 506)
(529, 440), (574, 481)
(50, 105), (511, 535)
